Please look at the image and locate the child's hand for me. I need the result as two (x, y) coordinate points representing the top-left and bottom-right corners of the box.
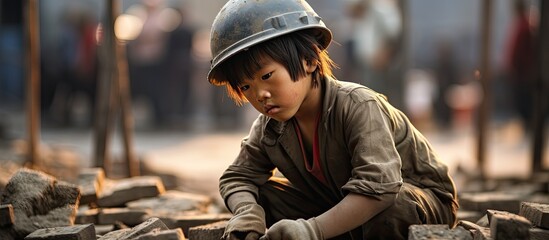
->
(225, 231), (262, 240)
(259, 218), (323, 240)
(222, 202), (266, 240)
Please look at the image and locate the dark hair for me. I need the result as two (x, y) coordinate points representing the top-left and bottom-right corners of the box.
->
(213, 29), (337, 105)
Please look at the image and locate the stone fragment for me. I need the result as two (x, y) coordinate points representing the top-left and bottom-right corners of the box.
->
(530, 227), (549, 240)
(0, 168), (80, 238)
(98, 208), (151, 226)
(164, 213), (232, 236)
(489, 210), (531, 240)
(97, 217), (168, 240)
(24, 224), (95, 240)
(457, 220), (491, 240)
(519, 202), (549, 229)
(78, 168), (105, 205)
(94, 225), (115, 236)
(457, 210), (484, 223)
(97, 176), (165, 207)
(0, 204), (14, 226)
(408, 224), (472, 240)
(188, 220), (227, 240)
(135, 228), (185, 240)
(75, 206), (99, 224)
(459, 192), (523, 214)
(126, 190), (212, 218)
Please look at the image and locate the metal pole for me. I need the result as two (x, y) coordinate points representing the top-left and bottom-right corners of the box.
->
(24, 0), (41, 168)
(477, 0), (493, 179)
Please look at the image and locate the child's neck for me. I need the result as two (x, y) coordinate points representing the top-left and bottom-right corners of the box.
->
(294, 84), (322, 143)
(294, 83), (322, 124)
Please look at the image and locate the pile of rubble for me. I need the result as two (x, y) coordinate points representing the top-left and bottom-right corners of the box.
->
(0, 168), (230, 240)
(0, 140), (549, 240)
(0, 167), (548, 239)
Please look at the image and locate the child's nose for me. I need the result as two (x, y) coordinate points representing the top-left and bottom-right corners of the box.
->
(256, 89), (271, 102)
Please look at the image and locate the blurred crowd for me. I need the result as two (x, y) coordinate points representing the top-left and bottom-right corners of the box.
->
(0, 0), (544, 137)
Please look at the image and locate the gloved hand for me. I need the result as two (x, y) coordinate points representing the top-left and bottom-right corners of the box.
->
(223, 201), (266, 240)
(259, 218), (323, 240)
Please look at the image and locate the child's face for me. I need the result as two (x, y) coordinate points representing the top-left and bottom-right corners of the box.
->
(238, 58), (315, 122)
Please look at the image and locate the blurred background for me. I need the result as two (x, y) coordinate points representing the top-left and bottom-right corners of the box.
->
(0, 0), (547, 198)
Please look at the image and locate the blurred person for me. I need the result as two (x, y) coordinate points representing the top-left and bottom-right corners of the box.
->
(504, 0), (537, 134)
(0, 0), (24, 107)
(51, 7), (99, 127)
(433, 40), (459, 130)
(126, 0), (180, 127)
(207, 0), (457, 239)
(163, 3), (195, 125)
(344, 0), (404, 106)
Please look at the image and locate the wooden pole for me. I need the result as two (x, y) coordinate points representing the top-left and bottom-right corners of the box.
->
(94, 0), (119, 175)
(94, 0), (138, 177)
(477, 0), (493, 179)
(24, 0), (41, 168)
(116, 28), (139, 177)
(532, 0), (548, 173)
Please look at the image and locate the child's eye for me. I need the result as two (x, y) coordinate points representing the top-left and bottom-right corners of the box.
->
(261, 72), (272, 80)
(239, 85), (250, 91)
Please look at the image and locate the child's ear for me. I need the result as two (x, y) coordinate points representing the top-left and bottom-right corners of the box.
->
(303, 59), (318, 74)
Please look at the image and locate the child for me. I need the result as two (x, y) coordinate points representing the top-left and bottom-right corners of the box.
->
(208, 0), (458, 239)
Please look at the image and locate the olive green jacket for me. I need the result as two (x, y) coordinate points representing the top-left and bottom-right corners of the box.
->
(219, 77), (457, 209)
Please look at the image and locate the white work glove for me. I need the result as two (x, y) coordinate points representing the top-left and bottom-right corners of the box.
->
(223, 201), (266, 240)
(259, 218), (323, 240)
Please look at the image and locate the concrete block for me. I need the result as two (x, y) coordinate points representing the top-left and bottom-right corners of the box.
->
(126, 190), (212, 218)
(408, 224), (472, 240)
(0, 168), (80, 238)
(24, 224), (95, 240)
(459, 192), (523, 214)
(519, 202), (549, 229)
(0, 204), (14, 226)
(75, 206), (99, 224)
(457, 220), (491, 240)
(489, 210), (531, 240)
(98, 217), (168, 240)
(94, 225), (115, 236)
(78, 168), (105, 205)
(98, 208), (151, 226)
(97, 176), (165, 207)
(530, 227), (549, 240)
(188, 220), (227, 240)
(164, 213), (232, 236)
(135, 228), (185, 240)
(457, 210), (484, 223)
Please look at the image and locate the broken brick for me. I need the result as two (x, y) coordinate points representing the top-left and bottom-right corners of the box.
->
(489, 210), (531, 240)
(188, 220), (227, 240)
(408, 224), (472, 240)
(459, 192), (523, 214)
(97, 176), (165, 207)
(519, 202), (549, 229)
(530, 227), (549, 240)
(98, 208), (151, 226)
(134, 228), (185, 240)
(163, 213), (232, 236)
(97, 217), (168, 240)
(0, 168), (80, 238)
(24, 224), (95, 240)
(78, 168), (105, 205)
(0, 204), (14, 227)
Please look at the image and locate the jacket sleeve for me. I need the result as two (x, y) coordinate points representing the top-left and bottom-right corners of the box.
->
(219, 116), (276, 204)
(340, 93), (403, 199)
